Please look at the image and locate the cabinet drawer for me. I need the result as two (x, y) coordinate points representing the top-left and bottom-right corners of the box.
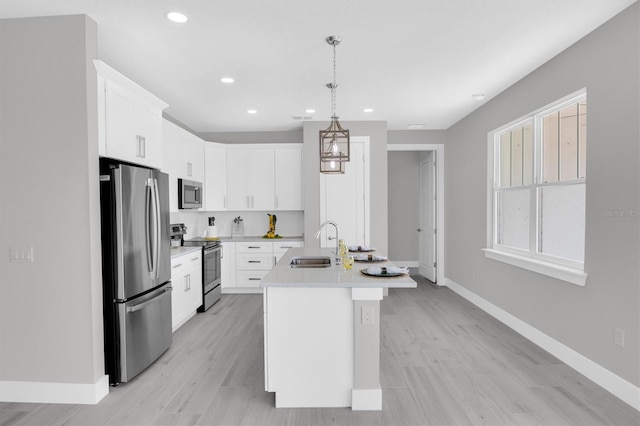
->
(236, 242), (272, 253)
(237, 270), (269, 287)
(171, 251), (201, 269)
(236, 253), (273, 270)
(273, 241), (303, 253)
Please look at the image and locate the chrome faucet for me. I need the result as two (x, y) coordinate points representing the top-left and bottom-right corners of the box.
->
(315, 220), (341, 264)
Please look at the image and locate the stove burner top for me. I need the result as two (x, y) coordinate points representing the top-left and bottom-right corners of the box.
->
(182, 238), (221, 248)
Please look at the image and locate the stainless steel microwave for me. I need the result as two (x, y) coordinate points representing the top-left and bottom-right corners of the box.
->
(178, 179), (202, 209)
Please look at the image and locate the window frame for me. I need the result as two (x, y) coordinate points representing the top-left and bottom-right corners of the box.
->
(485, 89), (588, 286)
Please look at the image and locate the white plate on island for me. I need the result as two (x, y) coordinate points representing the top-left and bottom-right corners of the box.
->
(349, 246), (375, 252)
(360, 266), (409, 278)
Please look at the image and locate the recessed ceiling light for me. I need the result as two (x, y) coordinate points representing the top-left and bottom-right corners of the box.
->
(305, 109), (316, 114)
(220, 77), (234, 84)
(363, 108), (374, 113)
(472, 93), (486, 101)
(166, 12), (188, 23)
(407, 124), (426, 130)
(247, 109), (258, 114)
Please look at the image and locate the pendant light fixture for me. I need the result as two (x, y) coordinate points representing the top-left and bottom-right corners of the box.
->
(319, 35), (350, 174)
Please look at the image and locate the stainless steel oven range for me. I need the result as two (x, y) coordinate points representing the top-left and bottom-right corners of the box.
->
(182, 237), (222, 311)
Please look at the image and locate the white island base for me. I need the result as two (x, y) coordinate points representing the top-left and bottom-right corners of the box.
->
(262, 248), (416, 411)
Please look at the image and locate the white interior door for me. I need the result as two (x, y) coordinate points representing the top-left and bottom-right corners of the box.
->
(419, 155), (437, 281)
(319, 138), (369, 248)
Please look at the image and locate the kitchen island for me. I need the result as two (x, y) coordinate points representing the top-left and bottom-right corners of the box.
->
(261, 247), (416, 410)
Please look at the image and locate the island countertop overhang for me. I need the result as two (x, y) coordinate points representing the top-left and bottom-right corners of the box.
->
(261, 247), (417, 289)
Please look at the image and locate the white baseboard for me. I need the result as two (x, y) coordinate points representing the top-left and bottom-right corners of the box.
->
(221, 288), (262, 294)
(444, 278), (640, 412)
(0, 375), (109, 404)
(390, 260), (418, 267)
(352, 388), (382, 411)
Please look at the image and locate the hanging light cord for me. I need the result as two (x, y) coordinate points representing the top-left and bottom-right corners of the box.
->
(331, 42), (337, 118)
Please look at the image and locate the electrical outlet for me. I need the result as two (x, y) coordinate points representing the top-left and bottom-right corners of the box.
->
(10, 246), (34, 263)
(361, 307), (374, 325)
(615, 328), (625, 348)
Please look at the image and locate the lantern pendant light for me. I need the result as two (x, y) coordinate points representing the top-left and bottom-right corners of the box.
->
(319, 35), (350, 174)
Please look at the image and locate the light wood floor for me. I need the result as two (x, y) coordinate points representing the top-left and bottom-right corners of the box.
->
(1, 275), (638, 426)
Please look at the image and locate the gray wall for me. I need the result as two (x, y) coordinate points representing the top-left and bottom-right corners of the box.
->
(303, 121), (388, 254)
(0, 15), (104, 384)
(388, 129), (447, 145)
(387, 152), (420, 261)
(199, 130), (302, 144)
(445, 3), (639, 386)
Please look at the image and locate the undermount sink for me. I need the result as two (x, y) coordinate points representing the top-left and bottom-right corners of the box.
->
(289, 256), (332, 268)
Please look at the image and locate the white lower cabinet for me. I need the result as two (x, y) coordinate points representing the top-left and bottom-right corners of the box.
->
(171, 251), (202, 332)
(222, 240), (303, 293)
(221, 242), (236, 289)
(235, 242), (273, 291)
(273, 241), (304, 265)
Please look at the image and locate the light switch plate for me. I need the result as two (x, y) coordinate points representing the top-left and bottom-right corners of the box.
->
(10, 246), (34, 263)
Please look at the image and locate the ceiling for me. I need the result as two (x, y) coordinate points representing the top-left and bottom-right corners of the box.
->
(1, 1), (635, 133)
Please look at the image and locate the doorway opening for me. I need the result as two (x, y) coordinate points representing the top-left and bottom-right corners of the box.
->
(387, 144), (444, 285)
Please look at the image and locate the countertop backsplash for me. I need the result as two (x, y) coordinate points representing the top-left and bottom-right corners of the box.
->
(170, 210), (304, 240)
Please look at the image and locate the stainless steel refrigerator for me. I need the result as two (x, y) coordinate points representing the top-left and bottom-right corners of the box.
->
(99, 159), (172, 385)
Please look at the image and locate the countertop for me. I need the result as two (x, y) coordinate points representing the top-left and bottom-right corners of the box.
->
(261, 247), (417, 289)
(170, 246), (201, 259)
(218, 235), (304, 243)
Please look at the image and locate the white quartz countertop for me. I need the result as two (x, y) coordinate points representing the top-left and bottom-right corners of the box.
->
(170, 246), (201, 259)
(261, 247), (417, 289)
(219, 235), (304, 243)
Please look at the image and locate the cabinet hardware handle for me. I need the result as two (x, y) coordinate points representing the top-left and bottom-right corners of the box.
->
(191, 257), (199, 261)
(248, 246), (260, 249)
(185, 274), (189, 291)
(223, 195), (227, 209)
(248, 260), (261, 263)
(173, 263), (182, 269)
(137, 135), (146, 158)
(187, 162), (192, 177)
(248, 278), (261, 281)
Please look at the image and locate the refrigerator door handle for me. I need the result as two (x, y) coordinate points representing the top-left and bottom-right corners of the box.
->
(126, 287), (172, 313)
(145, 178), (154, 277)
(152, 178), (161, 279)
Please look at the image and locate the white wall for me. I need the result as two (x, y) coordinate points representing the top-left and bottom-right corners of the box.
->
(445, 3), (639, 387)
(387, 152), (420, 262)
(0, 14), (106, 401)
(170, 210), (304, 240)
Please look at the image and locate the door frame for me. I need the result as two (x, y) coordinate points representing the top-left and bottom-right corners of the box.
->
(419, 155), (437, 281)
(387, 144), (445, 286)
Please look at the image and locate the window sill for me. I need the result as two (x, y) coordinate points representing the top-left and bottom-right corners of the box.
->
(482, 248), (587, 286)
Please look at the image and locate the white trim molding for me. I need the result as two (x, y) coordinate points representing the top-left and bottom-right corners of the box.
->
(351, 388), (382, 411)
(445, 278), (640, 411)
(0, 375), (109, 405)
(483, 248), (587, 286)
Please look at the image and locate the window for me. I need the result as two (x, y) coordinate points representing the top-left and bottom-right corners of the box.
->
(485, 90), (588, 286)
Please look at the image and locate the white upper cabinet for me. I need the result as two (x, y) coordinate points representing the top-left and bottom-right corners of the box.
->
(274, 146), (303, 210)
(94, 60), (168, 169)
(162, 119), (204, 212)
(202, 143), (302, 212)
(226, 148), (274, 210)
(204, 143), (227, 211)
